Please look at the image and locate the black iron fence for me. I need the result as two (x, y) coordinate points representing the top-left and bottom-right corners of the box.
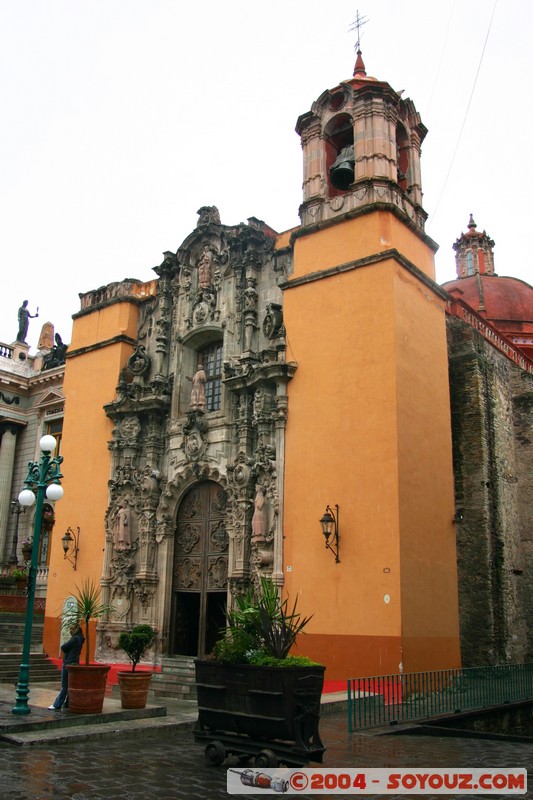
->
(347, 663), (533, 732)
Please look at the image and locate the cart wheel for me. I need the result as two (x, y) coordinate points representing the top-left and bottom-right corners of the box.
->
(205, 740), (226, 766)
(256, 749), (278, 768)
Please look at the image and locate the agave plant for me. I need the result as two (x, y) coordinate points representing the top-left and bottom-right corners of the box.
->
(215, 576), (313, 663)
(64, 579), (114, 664)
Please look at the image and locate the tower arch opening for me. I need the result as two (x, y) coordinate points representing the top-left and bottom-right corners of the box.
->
(325, 113), (354, 196)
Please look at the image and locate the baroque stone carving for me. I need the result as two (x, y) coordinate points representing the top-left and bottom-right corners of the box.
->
(263, 303), (283, 340)
(119, 416), (141, 441)
(127, 344), (151, 377)
(197, 205), (221, 227)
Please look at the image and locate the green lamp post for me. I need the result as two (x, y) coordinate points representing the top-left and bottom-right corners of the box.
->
(12, 434), (63, 715)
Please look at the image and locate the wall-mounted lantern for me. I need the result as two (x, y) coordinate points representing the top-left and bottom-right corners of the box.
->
(320, 504), (339, 563)
(61, 526), (80, 570)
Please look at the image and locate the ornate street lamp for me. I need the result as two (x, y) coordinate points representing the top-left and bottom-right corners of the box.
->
(12, 434), (63, 715)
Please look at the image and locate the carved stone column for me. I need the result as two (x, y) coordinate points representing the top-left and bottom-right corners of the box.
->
(0, 424), (20, 564)
(272, 394), (288, 584)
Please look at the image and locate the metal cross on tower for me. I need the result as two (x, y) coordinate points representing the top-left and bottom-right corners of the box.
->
(349, 10), (369, 52)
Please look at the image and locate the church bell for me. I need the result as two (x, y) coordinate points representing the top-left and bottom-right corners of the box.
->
(329, 145), (355, 190)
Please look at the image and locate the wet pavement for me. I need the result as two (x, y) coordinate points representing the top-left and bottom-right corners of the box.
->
(0, 683), (531, 799)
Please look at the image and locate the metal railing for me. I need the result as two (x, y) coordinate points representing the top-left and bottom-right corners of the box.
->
(347, 663), (533, 732)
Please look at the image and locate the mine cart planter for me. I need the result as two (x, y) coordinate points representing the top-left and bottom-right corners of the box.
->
(194, 659), (326, 766)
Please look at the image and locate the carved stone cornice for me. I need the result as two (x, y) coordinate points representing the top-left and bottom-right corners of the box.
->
(223, 360), (297, 392)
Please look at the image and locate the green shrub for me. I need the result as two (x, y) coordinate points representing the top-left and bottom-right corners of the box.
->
(248, 653), (321, 668)
(118, 624), (155, 672)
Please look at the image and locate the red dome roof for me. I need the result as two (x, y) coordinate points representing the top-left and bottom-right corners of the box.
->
(442, 275), (533, 324)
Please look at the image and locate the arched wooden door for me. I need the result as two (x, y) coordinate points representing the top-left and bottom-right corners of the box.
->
(170, 481), (228, 657)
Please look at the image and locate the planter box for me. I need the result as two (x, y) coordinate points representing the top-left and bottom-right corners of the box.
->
(195, 660), (325, 763)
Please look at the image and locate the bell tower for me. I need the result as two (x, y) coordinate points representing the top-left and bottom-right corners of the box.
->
(296, 50), (427, 231)
(282, 50), (461, 679)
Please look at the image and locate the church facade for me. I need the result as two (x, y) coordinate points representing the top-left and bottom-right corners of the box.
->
(38, 52), (532, 682)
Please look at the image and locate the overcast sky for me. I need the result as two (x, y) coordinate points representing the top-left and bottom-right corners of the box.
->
(1, 0), (529, 351)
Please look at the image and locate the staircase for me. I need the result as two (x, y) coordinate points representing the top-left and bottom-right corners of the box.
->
(150, 657), (197, 702)
(0, 612), (60, 684)
(0, 613), (45, 652)
(0, 653), (60, 684)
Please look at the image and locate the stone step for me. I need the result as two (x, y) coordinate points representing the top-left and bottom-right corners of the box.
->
(1, 715), (195, 746)
(151, 685), (197, 701)
(0, 654), (60, 684)
(159, 662), (195, 676)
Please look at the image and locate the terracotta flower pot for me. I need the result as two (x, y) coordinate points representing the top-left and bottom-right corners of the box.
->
(66, 664), (110, 714)
(117, 671), (153, 709)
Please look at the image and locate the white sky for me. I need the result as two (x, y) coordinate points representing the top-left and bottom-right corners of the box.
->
(1, 0), (530, 351)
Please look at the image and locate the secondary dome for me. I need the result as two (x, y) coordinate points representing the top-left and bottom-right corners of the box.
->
(443, 216), (533, 358)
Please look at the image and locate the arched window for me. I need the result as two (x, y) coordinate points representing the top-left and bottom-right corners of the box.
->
(198, 342), (223, 412)
(466, 251), (474, 276)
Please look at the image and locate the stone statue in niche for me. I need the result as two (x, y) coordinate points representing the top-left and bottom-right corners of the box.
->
(113, 503), (131, 550)
(244, 277), (258, 311)
(197, 246), (215, 289)
(190, 365), (206, 412)
(251, 485), (267, 543)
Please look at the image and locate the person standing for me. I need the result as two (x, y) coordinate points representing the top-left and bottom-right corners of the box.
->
(48, 624), (85, 710)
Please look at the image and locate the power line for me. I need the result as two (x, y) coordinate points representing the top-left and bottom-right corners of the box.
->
(426, 0), (457, 118)
(427, 0), (498, 229)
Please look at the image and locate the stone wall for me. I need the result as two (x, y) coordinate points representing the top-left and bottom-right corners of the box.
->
(447, 316), (533, 665)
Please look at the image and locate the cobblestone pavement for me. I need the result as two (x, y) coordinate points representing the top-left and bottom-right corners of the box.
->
(0, 713), (532, 800)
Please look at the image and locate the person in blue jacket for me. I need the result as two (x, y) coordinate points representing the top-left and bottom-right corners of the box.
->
(48, 624), (85, 710)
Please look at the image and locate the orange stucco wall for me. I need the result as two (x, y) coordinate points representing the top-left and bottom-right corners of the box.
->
(291, 211), (436, 282)
(42, 301), (140, 661)
(282, 217), (460, 680)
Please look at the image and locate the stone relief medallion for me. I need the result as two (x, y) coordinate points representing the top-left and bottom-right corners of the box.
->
(177, 523), (201, 553)
(233, 464), (249, 485)
(127, 344), (150, 376)
(111, 584), (131, 620)
(193, 301), (209, 325)
(185, 430), (205, 461)
(262, 304), (283, 340)
(330, 195), (345, 212)
(208, 555), (228, 589)
(175, 557), (201, 589)
(120, 416), (141, 441)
